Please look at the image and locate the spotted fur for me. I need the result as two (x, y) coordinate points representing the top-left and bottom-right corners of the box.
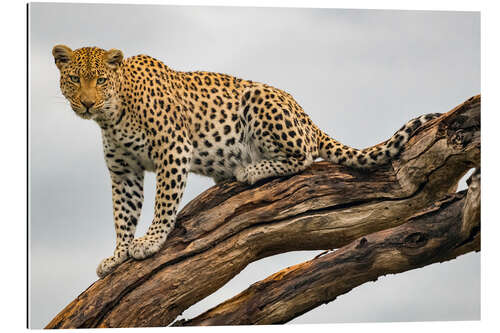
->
(52, 45), (441, 278)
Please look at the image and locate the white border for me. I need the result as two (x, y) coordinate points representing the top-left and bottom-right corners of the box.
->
(2, 0), (497, 332)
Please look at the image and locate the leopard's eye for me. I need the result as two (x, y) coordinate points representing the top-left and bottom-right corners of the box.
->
(96, 77), (107, 85)
(69, 75), (80, 83)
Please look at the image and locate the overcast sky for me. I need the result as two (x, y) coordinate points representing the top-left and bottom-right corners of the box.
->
(29, 3), (480, 329)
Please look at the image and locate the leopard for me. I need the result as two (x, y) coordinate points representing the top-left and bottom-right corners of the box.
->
(52, 45), (440, 278)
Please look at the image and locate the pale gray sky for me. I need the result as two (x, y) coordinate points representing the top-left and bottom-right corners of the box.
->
(29, 3), (480, 328)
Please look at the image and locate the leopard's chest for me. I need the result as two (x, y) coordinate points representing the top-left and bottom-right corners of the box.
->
(103, 124), (155, 172)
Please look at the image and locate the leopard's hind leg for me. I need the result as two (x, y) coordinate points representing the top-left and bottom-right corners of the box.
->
(235, 86), (316, 184)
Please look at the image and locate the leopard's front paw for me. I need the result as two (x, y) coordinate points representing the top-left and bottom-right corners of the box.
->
(96, 246), (129, 278)
(96, 256), (124, 278)
(128, 235), (164, 260)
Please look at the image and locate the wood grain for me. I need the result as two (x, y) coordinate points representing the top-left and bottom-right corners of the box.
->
(176, 171), (480, 325)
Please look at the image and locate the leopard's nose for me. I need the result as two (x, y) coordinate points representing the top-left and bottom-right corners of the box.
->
(81, 100), (95, 109)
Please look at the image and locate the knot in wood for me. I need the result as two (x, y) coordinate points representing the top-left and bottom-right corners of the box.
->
(449, 129), (465, 148)
(356, 237), (368, 249)
(403, 232), (428, 248)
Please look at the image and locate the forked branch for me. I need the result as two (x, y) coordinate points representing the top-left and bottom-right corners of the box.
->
(175, 170), (480, 325)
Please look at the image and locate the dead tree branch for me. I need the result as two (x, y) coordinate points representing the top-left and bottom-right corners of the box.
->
(175, 169), (480, 325)
(46, 95), (480, 328)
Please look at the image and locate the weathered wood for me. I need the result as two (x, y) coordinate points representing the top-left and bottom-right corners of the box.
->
(175, 170), (480, 325)
(45, 95), (480, 328)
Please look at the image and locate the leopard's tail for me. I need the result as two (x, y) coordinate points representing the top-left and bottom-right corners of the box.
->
(317, 113), (441, 168)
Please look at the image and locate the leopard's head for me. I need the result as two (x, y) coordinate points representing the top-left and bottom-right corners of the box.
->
(52, 45), (123, 120)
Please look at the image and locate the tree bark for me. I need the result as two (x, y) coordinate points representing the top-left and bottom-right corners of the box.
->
(175, 170), (480, 326)
(45, 95), (480, 328)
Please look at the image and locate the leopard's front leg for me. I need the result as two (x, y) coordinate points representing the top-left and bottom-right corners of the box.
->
(128, 143), (191, 260)
(97, 142), (145, 278)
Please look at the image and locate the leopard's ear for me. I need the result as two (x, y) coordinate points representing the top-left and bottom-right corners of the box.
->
(52, 45), (73, 70)
(104, 49), (123, 70)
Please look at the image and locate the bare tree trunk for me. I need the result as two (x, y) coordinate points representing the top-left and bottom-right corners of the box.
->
(45, 95), (480, 328)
